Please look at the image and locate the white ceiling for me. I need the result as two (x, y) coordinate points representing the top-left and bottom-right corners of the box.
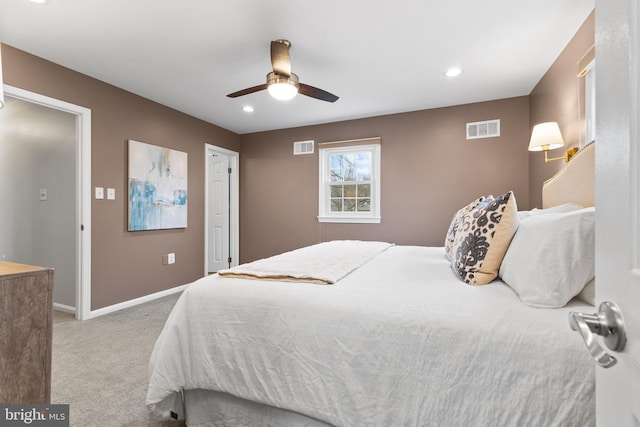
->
(0, 0), (594, 135)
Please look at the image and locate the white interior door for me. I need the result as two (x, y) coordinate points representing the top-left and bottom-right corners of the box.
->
(205, 144), (239, 275)
(594, 1), (640, 425)
(208, 152), (230, 273)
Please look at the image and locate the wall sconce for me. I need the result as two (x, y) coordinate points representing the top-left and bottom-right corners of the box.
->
(528, 122), (577, 162)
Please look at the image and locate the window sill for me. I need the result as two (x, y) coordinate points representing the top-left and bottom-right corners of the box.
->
(317, 216), (381, 224)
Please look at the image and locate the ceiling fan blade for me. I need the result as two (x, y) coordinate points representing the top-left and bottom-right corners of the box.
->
(299, 83), (339, 103)
(227, 84), (268, 98)
(271, 40), (291, 77)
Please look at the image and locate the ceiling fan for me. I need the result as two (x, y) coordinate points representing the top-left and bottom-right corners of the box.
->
(227, 39), (339, 103)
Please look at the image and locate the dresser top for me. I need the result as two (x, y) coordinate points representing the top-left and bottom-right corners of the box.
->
(0, 261), (48, 276)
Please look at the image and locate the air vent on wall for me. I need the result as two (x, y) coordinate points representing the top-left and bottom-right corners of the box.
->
(293, 140), (314, 155)
(466, 119), (500, 140)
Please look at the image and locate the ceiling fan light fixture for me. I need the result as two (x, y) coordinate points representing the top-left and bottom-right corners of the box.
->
(267, 72), (299, 101)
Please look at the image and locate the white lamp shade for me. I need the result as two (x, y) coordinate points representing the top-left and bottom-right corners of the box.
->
(528, 122), (565, 151)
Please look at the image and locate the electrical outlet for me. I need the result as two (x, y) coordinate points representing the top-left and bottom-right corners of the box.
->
(167, 253), (175, 264)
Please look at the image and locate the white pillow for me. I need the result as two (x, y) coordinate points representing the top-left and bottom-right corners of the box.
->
(576, 278), (595, 305)
(517, 203), (581, 220)
(499, 207), (595, 308)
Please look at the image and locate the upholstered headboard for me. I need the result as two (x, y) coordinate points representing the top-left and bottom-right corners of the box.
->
(542, 142), (595, 208)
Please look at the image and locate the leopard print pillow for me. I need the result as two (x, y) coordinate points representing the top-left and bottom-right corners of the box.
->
(443, 196), (489, 261)
(451, 191), (519, 285)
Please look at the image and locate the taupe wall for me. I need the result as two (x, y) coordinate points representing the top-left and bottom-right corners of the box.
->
(529, 11), (594, 208)
(2, 44), (241, 310)
(1, 8), (592, 308)
(239, 97), (530, 262)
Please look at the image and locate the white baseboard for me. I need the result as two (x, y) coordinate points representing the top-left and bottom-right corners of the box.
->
(53, 303), (76, 314)
(87, 284), (189, 319)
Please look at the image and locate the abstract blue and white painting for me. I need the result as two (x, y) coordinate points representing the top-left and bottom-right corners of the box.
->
(128, 140), (188, 231)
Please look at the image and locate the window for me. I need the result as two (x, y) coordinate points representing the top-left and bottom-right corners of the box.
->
(578, 45), (596, 144)
(318, 139), (381, 223)
(584, 65), (596, 143)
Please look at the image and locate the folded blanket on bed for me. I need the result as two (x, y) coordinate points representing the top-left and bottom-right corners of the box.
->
(218, 240), (393, 284)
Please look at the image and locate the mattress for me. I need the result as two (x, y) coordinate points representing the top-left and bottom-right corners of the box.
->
(147, 245), (595, 426)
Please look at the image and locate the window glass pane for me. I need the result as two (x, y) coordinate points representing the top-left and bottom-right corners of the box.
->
(344, 185), (357, 197)
(356, 152), (372, 180)
(358, 199), (371, 212)
(357, 184), (370, 197)
(356, 152), (371, 166)
(331, 199), (342, 212)
(344, 153), (356, 167)
(330, 154), (343, 169)
(344, 167), (356, 181)
(330, 185), (343, 197)
(357, 168), (372, 180)
(344, 199), (356, 211)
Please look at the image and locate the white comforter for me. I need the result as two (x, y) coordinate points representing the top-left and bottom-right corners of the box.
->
(147, 245), (595, 426)
(218, 240), (393, 284)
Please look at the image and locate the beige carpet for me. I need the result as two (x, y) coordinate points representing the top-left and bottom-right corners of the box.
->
(52, 293), (186, 427)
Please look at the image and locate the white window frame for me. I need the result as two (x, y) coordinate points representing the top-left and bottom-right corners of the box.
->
(318, 143), (381, 223)
(584, 62), (596, 143)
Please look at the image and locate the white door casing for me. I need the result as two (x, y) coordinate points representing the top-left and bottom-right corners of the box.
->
(3, 85), (92, 320)
(204, 144), (239, 275)
(594, 1), (640, 425)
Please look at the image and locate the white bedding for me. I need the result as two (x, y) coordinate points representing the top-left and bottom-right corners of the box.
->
(147, 245), (595, 426)
(218, 240), (393, 284)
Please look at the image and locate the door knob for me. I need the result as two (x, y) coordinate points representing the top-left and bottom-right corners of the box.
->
(568, 301), (626, 368)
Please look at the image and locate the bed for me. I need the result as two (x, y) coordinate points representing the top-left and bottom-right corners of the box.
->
(147, 143), (596, 427)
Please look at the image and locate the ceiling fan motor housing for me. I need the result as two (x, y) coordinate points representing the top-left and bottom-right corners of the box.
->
(267, 72), (299, 89)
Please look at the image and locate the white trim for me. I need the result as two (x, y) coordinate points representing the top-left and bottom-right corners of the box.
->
(584, 65), (596, 145)
(317, 216), (382, 223)
(204, 143), (240, 275)
(53, 303), (76, 314)
(4, 85), (92, 320)
(87, 283), (188, 319)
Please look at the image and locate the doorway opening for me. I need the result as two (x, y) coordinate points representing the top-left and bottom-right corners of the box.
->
(2, 85), (91, 320)
(204, 143), (239, 275)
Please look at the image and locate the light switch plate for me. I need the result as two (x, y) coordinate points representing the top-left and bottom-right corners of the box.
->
(39, 188), (47, 201)
(107, 188), (116, 200)
(95, 187), (104, 199)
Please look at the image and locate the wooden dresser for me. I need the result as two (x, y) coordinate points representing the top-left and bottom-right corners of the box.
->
(0, 261), (53, 404)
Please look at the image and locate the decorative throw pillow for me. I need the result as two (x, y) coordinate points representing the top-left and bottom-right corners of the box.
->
(443, 196), (488, 261)
(451, 191), (519, 285)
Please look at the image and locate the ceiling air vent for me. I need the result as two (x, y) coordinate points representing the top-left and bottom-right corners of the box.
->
(466, 119), (500, 140)
(293, 140), (314, 155)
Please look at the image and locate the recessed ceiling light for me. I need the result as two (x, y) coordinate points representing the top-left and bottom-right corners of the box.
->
(445, 67), (462, 78)
(242, 105), (255, 113)
(29, 0), (51, 4)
